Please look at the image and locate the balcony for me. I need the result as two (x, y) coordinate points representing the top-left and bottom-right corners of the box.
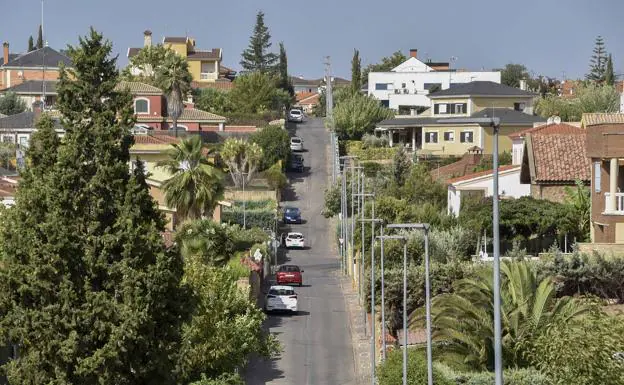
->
(604, 192), (624, 214)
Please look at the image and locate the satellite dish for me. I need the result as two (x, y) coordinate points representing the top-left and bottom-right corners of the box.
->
(553, 116), (562, 124)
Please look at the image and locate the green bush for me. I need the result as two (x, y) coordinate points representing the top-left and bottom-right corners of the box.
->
(263, 163), (288, 191)
(226, 225), (270, 251)
(231, 199), (276, 210)
(221, 208), (276, 230)
(362, 161), (384, 177)
(361, 133), (388, 148)
(378, 349), (453, 385)
(345, 140), (397, 160)
(435, 363), (548, 385)
(225, 111), (282, 126)
(226, 252), (252, 280)
(250, 125), (291, 171)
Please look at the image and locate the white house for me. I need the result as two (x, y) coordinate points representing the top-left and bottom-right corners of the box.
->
(367, 49), (500, 111)
(447, 165), (529, 216)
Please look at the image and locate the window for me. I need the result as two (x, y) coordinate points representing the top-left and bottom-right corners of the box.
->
(434, 103), (447, 114)
(201, 61), (215, 73)
(401, 83), (406, 88)
(454, 103), (467, 114)
(375, 83), (388, 90)
(460, 131), (474, 143)
(425, 131), (438, 143)
(381, 100), (390, 108)
(2, 135), (14, 143)
(594, 162), (601, 192)
(444, 131), (455, 142)
(434, 103), (467, 115)
(514, 102), (526, 111)
(134, 98), (149, 114)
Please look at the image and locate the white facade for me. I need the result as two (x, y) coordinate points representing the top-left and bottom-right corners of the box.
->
(512, 137), (524, 165)
(620, 93), (624, 113)
(447, 166), (529, 216)
(368, 57), (500, 110)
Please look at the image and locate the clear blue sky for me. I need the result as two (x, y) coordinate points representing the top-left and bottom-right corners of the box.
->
(4, 0), (624, 81)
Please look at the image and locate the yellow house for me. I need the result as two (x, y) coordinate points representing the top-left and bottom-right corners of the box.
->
(128, 31), (222, 83)
(376, 81), (544, 157)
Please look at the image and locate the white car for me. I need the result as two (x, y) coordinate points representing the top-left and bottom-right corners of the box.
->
(284, 232), (305, 249)
(265, 285), (298, 313)
(290, 137), (303, 152)
(288, 109), (304, 123)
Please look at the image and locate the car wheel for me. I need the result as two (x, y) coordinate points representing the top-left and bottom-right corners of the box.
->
(299, 282), (302, 287)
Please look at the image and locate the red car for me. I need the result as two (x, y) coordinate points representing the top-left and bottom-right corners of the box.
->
(276, 265), (304, 286)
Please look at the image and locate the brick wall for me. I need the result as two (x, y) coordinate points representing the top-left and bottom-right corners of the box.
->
(529, 184), (570, 202)
(1, 68), (62, 90)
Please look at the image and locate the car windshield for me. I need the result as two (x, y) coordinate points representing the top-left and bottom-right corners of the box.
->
(269, 288), (295, 296)
(291, 138), (302, 143)
(279, 265), (300, 272)
(285, 208), (299, 214)
(290, 110), (301, 115)
(288, 234), (303, 239)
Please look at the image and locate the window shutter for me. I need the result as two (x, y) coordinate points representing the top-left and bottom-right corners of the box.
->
(595, 162), (601, 192)
(434, 104), (439, 114)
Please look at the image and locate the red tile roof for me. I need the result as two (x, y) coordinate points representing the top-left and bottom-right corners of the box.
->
(187, 49), (221, 60)
(508, 123), (583, 139)
(448, 165), (519, 184)
(529, 133), (590, 182)
(133, 134), (180, 145)
(191, 80), (234, 91)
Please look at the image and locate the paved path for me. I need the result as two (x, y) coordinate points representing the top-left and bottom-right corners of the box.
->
(244, 118), (357, 385)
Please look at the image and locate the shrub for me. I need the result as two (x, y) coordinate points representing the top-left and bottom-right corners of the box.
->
(345, 140), (397, 160)
(221, 208), (276, 230)
(378, 349), (453, 385)
(250, 125), (291, 171)
(226, 252), (252, 280)
(263, 163), (288, 191)
(435, 363), (548, 385)
(362, 161), (384, 177)
(361, 133), (388, 148)
(227, 225), (270, 251)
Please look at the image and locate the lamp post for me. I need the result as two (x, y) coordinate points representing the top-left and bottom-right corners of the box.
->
(340, 155), (358, 276)
(441, 116), (503, 385)
(354, 192), (375, 302)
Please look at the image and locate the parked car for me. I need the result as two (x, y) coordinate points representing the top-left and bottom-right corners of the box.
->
(284, 232), (305, 249)
(283, 207), (302, 224)
(276, 265), (304, 286)
(290, 137), (303, 152)
(288, 109), (304, 123)
(288, 155), (304, 172)
(265, 285), (298, 313)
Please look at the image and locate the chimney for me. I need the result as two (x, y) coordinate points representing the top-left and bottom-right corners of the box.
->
(519, 79), (527, 91)
(3, 42), (9, 65)
(143, 30), (152, 47)
(409, 49), (418, 58)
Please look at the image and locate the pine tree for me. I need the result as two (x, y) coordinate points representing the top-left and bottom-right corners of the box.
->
(27, 35), (34, 52)
(0, 28), (189, 384)
(605, 54), (615, 86)
(351, 49), (362, 93)
(586, 35), (607, 82)
(240, 11), (278, 73)
(36, 24), (43, 49)
(277, 42), (294, 98)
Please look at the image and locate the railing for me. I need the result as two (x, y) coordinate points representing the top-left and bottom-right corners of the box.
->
(200, 73), (213, 80)
(604, 192), (624, 214)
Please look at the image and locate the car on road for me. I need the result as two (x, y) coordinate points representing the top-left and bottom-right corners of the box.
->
(288, 109), (304, 123)
(265, 285), (298, 313)
(284, 232), (305, 249)
(283, 207), (302, 224)
(276, 265), (304, 286)
(288, 154), (304, 172)
(290, 137), (303, 152)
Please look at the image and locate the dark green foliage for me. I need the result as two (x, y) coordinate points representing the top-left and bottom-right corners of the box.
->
(156, 51), (193, 135)
(263, 162), (287, 191)
(587, 35), (608, 82)
(0, 28), (189, 384)
(222, 200), (276, 229)
(391, 146), (411, 186)
(400, 163), (447, 207)
(189, 372), (244, 385)
(27, 36), (34, 52)
(229, 72), (290, 114)
(605, 54), (615, 86)
(193, 88), (235, 115)
(351, 49), (362, 93)
(225, 225), (270, 251)
(240, 11), (278, 74)
(0, 92), (27, 115)
(362, 161), (383, 177)
(362, 50), (407, 79)
(36, 24), (43, 49)
(471, 152), (511, 172)
(437, 364), (548, 385)
(277, 42), (294, 98)
(250, 125), (291, 171)
(175, 220), (234, 267)
(497, 63), (530, 88)
(322, 179), (353, 218)
(28, 113), (60, 176)
(378, 348), (454, 385)
(122, 44), (170, 84)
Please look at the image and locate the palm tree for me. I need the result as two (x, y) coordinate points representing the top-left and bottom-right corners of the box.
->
(157, 135), (224, 222)
(422, 261), (592, 371)
(156, 51), (192, 137)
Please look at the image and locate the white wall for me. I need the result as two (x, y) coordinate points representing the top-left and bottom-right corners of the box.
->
(368, 70), (501, 110)
(620, 93), (624, 113)
(512, 138), (524, 165)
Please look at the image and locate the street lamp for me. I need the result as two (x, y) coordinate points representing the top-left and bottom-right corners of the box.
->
(441, 116), (503, 385)
(354, 192), (375, 303)
(386, 223), (432, 385)
(340, 155), (358, 276)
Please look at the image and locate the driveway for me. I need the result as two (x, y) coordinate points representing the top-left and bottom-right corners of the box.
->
(244, 118), (356, 384)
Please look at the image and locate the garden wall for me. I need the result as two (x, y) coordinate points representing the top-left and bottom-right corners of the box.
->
(577, 242), (624, 255)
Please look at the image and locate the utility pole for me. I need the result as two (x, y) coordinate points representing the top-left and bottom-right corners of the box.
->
(41, 0), (46, 110)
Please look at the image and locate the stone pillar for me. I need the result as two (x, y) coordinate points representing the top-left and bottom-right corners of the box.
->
(388, 130), (393, 147)
(609, 158), (619, 212)
(412, 128), (416, 151)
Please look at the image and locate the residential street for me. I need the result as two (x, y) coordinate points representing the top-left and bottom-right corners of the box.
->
(244, 118), (356, 385)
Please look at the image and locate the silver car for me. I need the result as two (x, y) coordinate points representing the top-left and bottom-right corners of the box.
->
(288, 109), (304, 123)
(290, 137), (303, 152)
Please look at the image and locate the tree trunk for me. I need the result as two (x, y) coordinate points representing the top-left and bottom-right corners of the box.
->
(173, 116), (178, 138)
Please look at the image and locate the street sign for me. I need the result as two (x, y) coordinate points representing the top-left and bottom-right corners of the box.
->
(253, 248), (263, 262)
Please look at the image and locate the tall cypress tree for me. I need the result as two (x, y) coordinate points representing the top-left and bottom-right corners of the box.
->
(586, 35), (607, 82)
(351, 49), (362, 93)
(36, 24), (43, 49)
(277, 42), (294, 98)
(240, 11), (278, 73)
(0, 28), (189, 384)
(605, 54), (615, 86)
(27, 35), (34, 52)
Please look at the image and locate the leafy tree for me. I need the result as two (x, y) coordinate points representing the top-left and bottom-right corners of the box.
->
(122, 44), (170, 83)
(36, 24), (43, 49)
(351, 49), (362, 93)
(401, 163), (446, 208)
(174, 220), (233, 266)
(29, 113), (60, 176)
(564, 179), (591, 242)
(362, 50), (407, 79)
(220, 138), (263, 188)
(378, 349), (453, 385)
(0, 28), (189, 384)
(498, 63), (530, 88)
(264, 162), (288, 192)
(535, 82), (619, 121)
(277, 42), (294, 98)
(193, 88), (235, 115)
(229, 72), (290, 114)
(322, 183), (343, 218)
(427, 261), (593, 371)
(0, 91), (27, 115)
(332, 92), (393, 139)
(605, 54), (615, 86)
(240, 11), (278, 74)
(391, 145), (410, 187)
(157, 135), (224, 222)
(587, 35), (608, 82)
(156, 51), (193, 136)
(249, 125), (291, 171)
(27, 35), (34, 52)
(190, 372), (244, 385)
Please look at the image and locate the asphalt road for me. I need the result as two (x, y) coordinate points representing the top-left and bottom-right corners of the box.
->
(244, 118), (356, 385)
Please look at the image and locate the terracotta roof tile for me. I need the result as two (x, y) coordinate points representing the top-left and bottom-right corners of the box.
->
(115, 81), (163, 95)
(296, 91), (316, 102)
(191, 80), (234, 91)
(530, 133), (590, 182)
(133, 134), (180, 145)
(127, 47), (141, 58)
(582, 113), (624, 127)
(448, 165), (519, 184)
(176, 108), (226, 122)
(508, 123), (583, 139)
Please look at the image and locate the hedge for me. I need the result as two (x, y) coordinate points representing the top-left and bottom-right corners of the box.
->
(378, 349), (453, 385)
(434, 363), (548, 385)
(344, 140), (397, 160)
(221, 208), (276, 230)
(231, 199), (276, 210)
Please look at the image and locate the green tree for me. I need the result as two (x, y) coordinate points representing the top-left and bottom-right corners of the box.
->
(277, 42), (294, 98)
(498, 63), (530, 88)
(332, 92), (393, 139)
(29, 113), (60, 176)
(577, 82), (620, 113)
(587, 35), (608, 82)
(220, 138), (263, 188)
(564, 179), (591, 242)
(0, 28), (189, 384)
(156, 51), (193, 137)
(193, 88), (235, 115)
(322, 183), (344, 218)
(249, 125), (291, 171)
(351, 49), (362, 93)
(190, 373), (244, 385)
(362, 50), (407, 79)
(229, 72), (290, 114)
(157, 135), (224, 222)
(240, 11), (278, 74)
(0, 91), (27, 115)
(264, 162), (287, 192)
(378, 349), (453, 385)
(27, 35), (34, 52)
(391, 145), (410, 187)
(122, 44), (170, 84)
(605, 54), (615, 86)
(174, 220), (233, 266)
(427, 261), (592, 371)
(36, 24), (43, 49)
